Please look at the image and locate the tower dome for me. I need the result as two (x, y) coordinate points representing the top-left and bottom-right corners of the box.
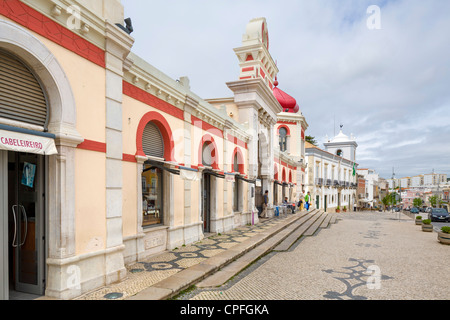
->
(272, 78), (299, 113)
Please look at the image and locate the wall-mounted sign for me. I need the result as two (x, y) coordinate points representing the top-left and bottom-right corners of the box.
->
(0, 129), (58, 155)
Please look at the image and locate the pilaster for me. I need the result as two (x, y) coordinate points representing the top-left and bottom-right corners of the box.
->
(103, 21), (134, 285)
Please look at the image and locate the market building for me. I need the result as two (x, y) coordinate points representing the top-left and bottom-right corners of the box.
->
(0, 0), (308, 300)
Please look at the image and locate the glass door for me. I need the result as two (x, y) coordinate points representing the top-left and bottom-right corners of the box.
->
(8, 152), (45, 296)
(202, 173), (211, 233)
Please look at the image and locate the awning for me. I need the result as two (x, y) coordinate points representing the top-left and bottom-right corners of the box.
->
(203, 169), (225, 179)
(0, 127), (57, 155)
(145, 161), (180, 175)
(236, 175), (256, 184)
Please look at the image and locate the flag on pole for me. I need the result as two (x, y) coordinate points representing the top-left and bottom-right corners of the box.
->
(352, 163), (356, 176)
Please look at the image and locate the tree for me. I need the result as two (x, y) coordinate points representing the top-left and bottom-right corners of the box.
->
(429, 195), (438, 208)
(305, 135), (318, 146)
(382, 196), (389, 210)
(388, 192), (400, 210)
(413, 198), (423, 208)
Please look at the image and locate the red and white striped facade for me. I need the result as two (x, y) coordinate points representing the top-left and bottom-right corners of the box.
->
(0, 2), (308, 300)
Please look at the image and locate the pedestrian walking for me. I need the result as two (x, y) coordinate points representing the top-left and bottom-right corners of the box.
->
(305, 192), (310, 211)
(261, 190), (269, 218)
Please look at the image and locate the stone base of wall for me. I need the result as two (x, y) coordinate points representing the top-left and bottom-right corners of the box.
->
(45, 245), (127, 300)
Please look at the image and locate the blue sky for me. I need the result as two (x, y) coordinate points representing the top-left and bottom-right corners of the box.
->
(122, 0), (450, 180)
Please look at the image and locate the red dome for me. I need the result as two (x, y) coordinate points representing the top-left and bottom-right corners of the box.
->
(272, 78), (299, 113)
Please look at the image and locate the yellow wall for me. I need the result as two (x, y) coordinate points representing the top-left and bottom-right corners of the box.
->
(122, 161), (137, 238)
(34, 34), (107, 143)
(75, 149), (106, 255)
(173, 174), (185, 227)
(122, 95), (185, 162)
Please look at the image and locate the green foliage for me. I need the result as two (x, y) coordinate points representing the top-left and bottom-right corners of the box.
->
(429, 195), (438, 207)
(441, 226), (450, 234)
(413, 198), (423, 208)
(422, 219), (432, 225)
(305, 135), (318, 146)
(416, 216), (422, 220)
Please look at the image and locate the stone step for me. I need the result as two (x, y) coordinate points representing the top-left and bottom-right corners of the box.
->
(196, 210), (320, 289)
(320, 213), (333, 228)
(272, 210), (322, 252)
(304, 212), (328, 236)
(330, 214), (337, 224)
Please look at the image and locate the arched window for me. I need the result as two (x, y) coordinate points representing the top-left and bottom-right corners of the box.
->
(141, 121), (165, 227)
(233, 153), (239, 173)
(202, 142), (214, 167)
(0, 49), (48, 129)
(279, 127), (288, 152)
(142, 122), (164, 158)
(337, 149), (343, 157)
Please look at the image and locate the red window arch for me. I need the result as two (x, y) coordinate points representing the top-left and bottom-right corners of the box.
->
(232, 147), (245, 174)
(198, 134), (220, 170)
(277, 125), (291, 136)
(136, 111), (175, 161)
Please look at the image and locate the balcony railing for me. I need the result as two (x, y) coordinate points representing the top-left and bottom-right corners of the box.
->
(315, 178), (324, 186)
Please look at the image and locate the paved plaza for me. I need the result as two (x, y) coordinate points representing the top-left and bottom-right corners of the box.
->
(75, 213), (297, 300)
(176, 211), (450, 300)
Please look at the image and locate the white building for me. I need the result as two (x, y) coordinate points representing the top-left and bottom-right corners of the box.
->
(305, 130), (358, 212)
(357, 168), (380, 208)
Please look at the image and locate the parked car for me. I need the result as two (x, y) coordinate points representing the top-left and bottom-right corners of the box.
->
(428, 208), (450, 222)
(410, 207), (419, 214)
(394, 207), (401, 212)
(425, 207), (433, 213)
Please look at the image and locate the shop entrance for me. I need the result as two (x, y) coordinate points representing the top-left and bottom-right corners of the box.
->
(202, 172), (211, 233)
(4, 151), (46, 299)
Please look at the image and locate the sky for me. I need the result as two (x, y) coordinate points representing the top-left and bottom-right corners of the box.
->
(121, 0), (450, 180)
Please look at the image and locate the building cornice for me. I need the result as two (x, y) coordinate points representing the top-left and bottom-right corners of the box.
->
(226, 78), (283, 121)
(22, 0), (113, 51)
(123, 53), (251, 144)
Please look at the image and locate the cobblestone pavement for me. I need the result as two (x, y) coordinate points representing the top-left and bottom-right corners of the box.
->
(176, 211), (450, 300)
(75, 214), (293, 300)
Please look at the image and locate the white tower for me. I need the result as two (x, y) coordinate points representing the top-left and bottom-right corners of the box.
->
(323, 127), (358, 162)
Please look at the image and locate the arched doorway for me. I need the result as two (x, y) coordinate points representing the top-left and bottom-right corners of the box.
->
(199, 135), (220, 233)
(0, 20), (83, 300)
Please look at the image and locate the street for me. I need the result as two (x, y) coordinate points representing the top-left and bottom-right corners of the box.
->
(176, 211), (450, 300)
